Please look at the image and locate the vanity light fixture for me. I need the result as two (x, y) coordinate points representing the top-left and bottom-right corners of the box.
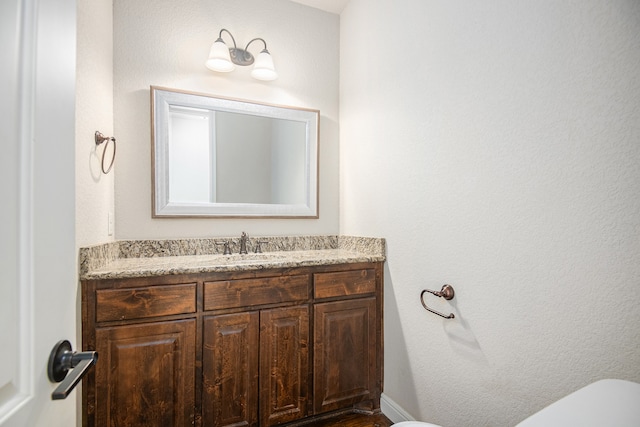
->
(205, 29), (278, 81)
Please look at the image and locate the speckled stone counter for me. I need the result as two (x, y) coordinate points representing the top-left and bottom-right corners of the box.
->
(79, 235), (385, 280)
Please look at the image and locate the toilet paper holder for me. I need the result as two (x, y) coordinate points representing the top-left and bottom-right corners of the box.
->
(420, 284), (455, 319)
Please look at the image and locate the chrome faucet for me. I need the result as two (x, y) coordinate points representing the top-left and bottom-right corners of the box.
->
(239, 231), (249, 254)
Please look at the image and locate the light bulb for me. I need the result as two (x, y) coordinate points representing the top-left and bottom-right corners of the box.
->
(251, 50), (277, 81)
(205, 38), (235, 72)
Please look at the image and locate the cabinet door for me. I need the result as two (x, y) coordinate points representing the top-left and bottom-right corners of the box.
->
(260, 306), (309, 426)
(313, 298), (377, 414)
(202, 312), (259, 427)
(94, 319), (196, 427)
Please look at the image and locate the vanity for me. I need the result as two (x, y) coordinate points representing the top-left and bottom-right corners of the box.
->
(80, 236), (385, 427)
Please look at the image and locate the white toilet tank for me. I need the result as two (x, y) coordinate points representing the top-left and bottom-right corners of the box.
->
(516, 379), (640, 426)
(392, 379), (640, 427)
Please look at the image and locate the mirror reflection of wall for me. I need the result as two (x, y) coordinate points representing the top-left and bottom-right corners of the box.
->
(168, 106), (212, 203)
(270, 118), (306, 204)
(168, 107), (307, 205)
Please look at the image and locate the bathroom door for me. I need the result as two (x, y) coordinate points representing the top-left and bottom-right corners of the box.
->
(0, 0), (77, 425)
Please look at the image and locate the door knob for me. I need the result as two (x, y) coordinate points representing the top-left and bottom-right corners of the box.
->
(47, 340), (98, 400)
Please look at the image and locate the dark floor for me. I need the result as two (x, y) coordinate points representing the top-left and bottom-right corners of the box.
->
(304, 412), (394, 427)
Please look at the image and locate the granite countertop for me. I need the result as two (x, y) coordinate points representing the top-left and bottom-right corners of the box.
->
(80, 235), (385, 280)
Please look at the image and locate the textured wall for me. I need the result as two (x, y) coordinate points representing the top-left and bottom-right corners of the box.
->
(340, 1), (640, 426)
(113, 0), (339, 239)
(76, 0), (115, 247)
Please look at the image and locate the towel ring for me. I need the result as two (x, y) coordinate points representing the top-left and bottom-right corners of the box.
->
(420, 284), (455, 319)
(95, 131), (116, 174)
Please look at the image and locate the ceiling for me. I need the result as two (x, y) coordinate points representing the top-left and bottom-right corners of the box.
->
(289, 0), (349, 14)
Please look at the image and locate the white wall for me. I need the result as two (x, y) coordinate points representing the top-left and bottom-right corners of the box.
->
(75, 3), (114, 422)
(113, 0), (339, 239)
(340, 1), (640, 426)
(76, 0), (114, 247)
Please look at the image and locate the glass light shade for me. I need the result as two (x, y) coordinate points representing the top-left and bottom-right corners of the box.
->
(205, 39), (235, 72)
(251, 50), (278, 81)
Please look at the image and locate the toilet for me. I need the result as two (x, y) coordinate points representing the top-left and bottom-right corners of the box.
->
(516, 379), (640, 426)
(393, 422), (441, 427)
(391, 379), (640, 427)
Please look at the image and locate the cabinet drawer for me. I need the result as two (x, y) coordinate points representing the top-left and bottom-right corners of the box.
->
(314, 269), (376, 299)
(204, 275), (309, 310)
(96, 283), (197, 322)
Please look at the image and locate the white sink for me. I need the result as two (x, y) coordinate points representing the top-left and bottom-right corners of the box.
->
(217, 252), (289, 265)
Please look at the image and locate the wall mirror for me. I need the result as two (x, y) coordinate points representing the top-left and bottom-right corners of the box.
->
(151, 86), (319, 217)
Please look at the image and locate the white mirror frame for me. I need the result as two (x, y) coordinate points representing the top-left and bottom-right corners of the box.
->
(151, 86), (319, 218)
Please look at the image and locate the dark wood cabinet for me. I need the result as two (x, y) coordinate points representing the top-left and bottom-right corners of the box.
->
(313, 298), (377, 414)
(202, 275), (310, 427)
(260, 306), (310, 426)
(94, 319), (196, 427)
(82, 262), (382, 427)
(201, 306), (310, 427)
(202, 312), (259, 427)
(312, 268), (380, 415)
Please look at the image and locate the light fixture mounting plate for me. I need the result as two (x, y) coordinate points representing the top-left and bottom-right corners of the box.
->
(229, 48), (254, 66)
